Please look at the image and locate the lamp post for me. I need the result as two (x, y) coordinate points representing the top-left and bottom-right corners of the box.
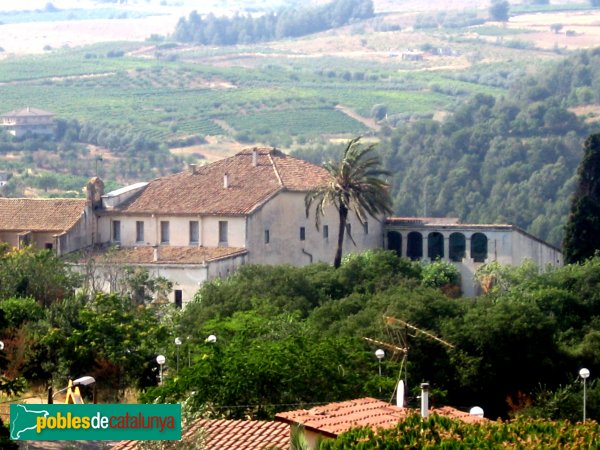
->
(156, 355), (166, 385)
(580, 368), (590, 422)
(375, 349), (385, 394)
(49, 376), (96, 404)
(175, 337), (182, 375)
(187, 336), (191, 368)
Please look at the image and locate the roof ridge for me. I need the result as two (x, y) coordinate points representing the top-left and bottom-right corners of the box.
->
(268, 152), (284, 188)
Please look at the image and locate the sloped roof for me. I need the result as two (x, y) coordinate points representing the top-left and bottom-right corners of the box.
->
(275, 397), (486, 438)
(83, 246), (247, 265)
(1, 107), (54, 117)
(112, 148), (330, 215)
(0, 198), (87, 232)
(112, 419), (290, 450)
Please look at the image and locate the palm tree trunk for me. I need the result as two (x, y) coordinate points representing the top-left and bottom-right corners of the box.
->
(334, 205), (348, 268)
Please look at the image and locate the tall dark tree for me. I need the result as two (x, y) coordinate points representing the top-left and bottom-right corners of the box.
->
(489, 0), (510, 21)
(305, 137), (392, 268)
(563, 133), (600, 263)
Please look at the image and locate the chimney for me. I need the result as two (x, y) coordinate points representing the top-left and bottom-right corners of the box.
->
(223, 173), (229, 189)
(252, 149), (258, 167)
(153, 246), (158, 262)
(188, 163), (197, 174)
(420, 383), (429, 418)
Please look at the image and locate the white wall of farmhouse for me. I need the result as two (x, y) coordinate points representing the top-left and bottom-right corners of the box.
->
(247, 191), (383, 266)
(385, 223), (562, 297)
(97, 214), (246, 248)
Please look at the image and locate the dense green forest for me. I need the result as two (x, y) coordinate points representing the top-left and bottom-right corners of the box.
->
(382, 49), (600, 247)
(3, 247), (600, 441)
(173, 0), (374, 45)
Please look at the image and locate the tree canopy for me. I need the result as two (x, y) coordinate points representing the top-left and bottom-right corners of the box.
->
(563, 133), (600, 263)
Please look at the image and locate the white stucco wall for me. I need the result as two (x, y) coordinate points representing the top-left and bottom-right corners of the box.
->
(385, 225), (562, 297)
(97, 214), (246, 248)
(246, 191), (383, 266)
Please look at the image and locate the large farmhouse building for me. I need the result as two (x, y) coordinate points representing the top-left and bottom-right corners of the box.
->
(0, 147), (562, 305)
(0, 107), (55, 138)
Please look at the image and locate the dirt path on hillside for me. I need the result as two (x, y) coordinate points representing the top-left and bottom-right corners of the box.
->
(335, 105), (381, 131)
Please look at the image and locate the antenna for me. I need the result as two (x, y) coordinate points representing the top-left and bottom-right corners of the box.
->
(364, 316), (456, 406)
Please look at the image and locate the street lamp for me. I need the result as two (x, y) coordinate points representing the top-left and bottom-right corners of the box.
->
(580, 368), (590, 422)
(206, 334), (217, 344)
(49, 376), (96, 404)
(175, 337), (182, 374)
(375, 349), (385, 394)
(156, 355), (166, 385)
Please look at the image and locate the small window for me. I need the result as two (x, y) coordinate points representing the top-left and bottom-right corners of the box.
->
(189, 221), (199, 244)
(219, 221), (228, 244)
(136, 221), (144, 243)
(363, 222), (369, 235)
(323, 225), (329, 239)
(264, 229), (270, 244)
(174, 290), (183, 309)
(45, 243), (53, 250)
(112, 220), (121, 242)
(160, 221), (170, 244)
(300, 226), (306, 241)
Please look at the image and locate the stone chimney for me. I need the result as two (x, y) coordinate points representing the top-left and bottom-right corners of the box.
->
(86, 177), (105, 210)
(420, 383), (429, 418)
(188, 163), (197, 174)
(252, 149), (258, 167)
(224, 173), (229, 189)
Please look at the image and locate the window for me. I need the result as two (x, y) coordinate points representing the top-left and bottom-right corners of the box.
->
(264, 229), (270, 244)
(160, 221), (170, 244)
(174, 290), (183, 309)
(300, 226), (306, 241)
(387, 231), (402, 257)
(189, 221), (199, 244)
(45, 243), (53, 250)
(112, 220), (121, 242)
(449, 233), (466, 262)
(407, 232), (423, 260)
(323, 225), (329, 239)
(136, 221), (144, 243)
(471, 233), (488, 263)
(219, 221), (228, 244)
(428, 232), (444, 259)
(363, 222), (369, 235)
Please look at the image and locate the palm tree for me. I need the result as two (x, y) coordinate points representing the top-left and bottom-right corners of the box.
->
(305, 137), (392, 268)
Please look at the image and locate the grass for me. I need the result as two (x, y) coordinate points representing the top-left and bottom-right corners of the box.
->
(0, 32), (523, 145)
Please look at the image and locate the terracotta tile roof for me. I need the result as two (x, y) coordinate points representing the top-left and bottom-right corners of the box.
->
(112, 419), (289, 450)
(114, 148), (329, 215)
(1, 107), (54, 117)
(275, 397), (486, 438)
(83, 246), (247, 265)
(0, 198), (87, 232)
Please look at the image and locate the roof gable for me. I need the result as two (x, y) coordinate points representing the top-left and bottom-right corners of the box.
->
(0, 198), (87, 233)
(114, 148), (329, 215)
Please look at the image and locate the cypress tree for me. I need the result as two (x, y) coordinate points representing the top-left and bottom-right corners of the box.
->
(563, 133), (600, 263)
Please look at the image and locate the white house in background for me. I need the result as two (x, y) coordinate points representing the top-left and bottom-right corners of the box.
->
(0, 107), (55, 137)
(89, 147), (384, 306)
(385, 217), (563, 296)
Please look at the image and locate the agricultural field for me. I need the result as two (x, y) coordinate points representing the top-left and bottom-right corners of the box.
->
(0, 0), (598, 190)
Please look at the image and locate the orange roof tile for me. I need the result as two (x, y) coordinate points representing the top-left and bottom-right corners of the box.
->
(112, 419), (289, 450)
(275, 397), (486, 437)
(0, 198), (87, 232)
(114, 148), (329, 215)
(83, 246), (247, 265)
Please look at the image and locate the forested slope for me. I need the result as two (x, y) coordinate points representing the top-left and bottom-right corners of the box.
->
(382, 49), (600, 247)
